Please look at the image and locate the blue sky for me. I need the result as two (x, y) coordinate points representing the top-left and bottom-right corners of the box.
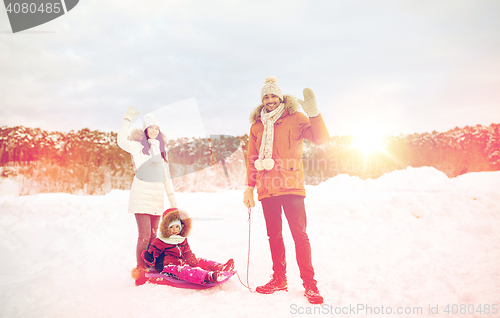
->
(1, 0), (499, 140)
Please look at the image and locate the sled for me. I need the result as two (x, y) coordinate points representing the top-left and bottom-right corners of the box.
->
(145, 268), (236, 289)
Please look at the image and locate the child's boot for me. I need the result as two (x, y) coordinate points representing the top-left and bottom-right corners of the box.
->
(205, 271), (220, 283)
(221, 259), (234, 272)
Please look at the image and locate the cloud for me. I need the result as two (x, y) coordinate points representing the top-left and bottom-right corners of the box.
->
(0, 0), (499, 137)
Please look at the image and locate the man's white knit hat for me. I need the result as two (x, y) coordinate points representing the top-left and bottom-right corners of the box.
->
(143, 113), (161, 130)
(261, 76), (283, 102)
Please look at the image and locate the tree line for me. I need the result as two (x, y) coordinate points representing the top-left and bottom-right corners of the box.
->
(301, 123), (500, 184)
(0, 123), (498, 194)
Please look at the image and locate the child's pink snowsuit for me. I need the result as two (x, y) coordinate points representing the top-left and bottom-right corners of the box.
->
(142, 208), (228, 285)
(162, 258), (223, 285)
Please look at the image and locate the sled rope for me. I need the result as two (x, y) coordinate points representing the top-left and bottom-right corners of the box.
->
(236, 207), (254, 292)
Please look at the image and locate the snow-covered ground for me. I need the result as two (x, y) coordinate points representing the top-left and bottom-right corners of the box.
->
(0, 167), (499, 318)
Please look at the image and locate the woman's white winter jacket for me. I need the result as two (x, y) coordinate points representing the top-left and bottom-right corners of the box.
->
(117, 119), (176, 215)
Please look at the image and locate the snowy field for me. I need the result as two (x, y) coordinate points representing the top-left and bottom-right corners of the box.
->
(0, 167), (499, 318)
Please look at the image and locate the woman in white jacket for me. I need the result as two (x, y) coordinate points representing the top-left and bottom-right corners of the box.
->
(117, 106), (177, 285)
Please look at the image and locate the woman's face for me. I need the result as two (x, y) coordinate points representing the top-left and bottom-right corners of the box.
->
(146, 125), (160, 139)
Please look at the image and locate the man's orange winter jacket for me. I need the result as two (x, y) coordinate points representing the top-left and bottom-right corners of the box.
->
(246, 94), (329, 201)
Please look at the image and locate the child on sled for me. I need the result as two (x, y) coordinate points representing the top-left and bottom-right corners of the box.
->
(141, 208), (234, 285)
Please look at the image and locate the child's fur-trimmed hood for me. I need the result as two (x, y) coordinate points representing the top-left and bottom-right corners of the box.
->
(159, 208), (192, 239)
(249, 94), (299, 124)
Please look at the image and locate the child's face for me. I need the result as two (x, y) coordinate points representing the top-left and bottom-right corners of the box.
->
(169, 224), (181, 236)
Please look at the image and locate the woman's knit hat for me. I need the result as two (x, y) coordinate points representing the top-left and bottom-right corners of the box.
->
(143, 113), (161, 130)
(260, 76), (283, 102)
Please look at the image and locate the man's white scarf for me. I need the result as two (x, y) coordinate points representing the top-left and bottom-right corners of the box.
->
(254, 103), (285, 171)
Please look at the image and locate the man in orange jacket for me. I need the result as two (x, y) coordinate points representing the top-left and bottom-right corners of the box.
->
(243, 76), (330, 305)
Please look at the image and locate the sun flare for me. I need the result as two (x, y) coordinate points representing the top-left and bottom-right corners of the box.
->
(352, 134), (385, 156)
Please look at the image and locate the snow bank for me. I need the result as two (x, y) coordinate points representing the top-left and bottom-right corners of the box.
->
(373, 166), (450, 190)
(0, 167), (499, 317)
(0, 178), (19, 196)
(447, 170), (500, 192)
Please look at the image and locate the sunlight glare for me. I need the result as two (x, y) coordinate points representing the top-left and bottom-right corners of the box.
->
(352, 134), (385, 156)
